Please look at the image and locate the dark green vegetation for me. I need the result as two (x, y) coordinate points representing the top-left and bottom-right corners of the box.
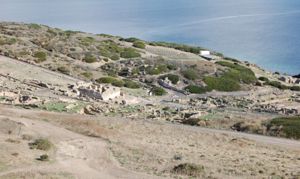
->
(120, 48), (141, 58)
(172, 163), (205, 177)
(159, 74), (179, 84)
(149, 41), (203, 54)
(151, 86), (167, 96)
(96, 77), (140, 89)
(133, 41), (146, 49)
(33, 51), (47, 63)
(195, 61), (257, 92)
(265, 80), (300, 91)
(203, 76), (241, 92)
(37, 154), (49, 161)
(98, 40), (122, 60)
(184, 85), (208, 94)
(29, 138), (52, 151)
(267, 117), (300, 139)
(258, 76), (269, 82)
(28, 23), (41, 29)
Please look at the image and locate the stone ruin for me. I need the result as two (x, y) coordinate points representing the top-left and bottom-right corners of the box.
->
(68, 82), (121, 101)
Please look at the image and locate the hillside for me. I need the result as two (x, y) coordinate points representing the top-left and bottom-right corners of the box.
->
(0, 22), (299, 178)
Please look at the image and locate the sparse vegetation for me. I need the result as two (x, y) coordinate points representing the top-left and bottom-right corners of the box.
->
(181, 69), (199, 80)
(81, 72), (93, 79)
(172, 163), (205, 177)
(159, 74), (179, 84)
(28, 23), (41, 29)
(33, 51), (47, 63)
(146, 65), (169, 75)
(29, 139), (52, 151)
(83, 54), (97, 63)
(151, 86), (167, 96)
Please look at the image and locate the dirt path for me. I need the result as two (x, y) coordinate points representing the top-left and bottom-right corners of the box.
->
(0, 109), (161, 179)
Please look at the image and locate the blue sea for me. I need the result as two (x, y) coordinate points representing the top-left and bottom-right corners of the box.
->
(1, 0), (300, 74)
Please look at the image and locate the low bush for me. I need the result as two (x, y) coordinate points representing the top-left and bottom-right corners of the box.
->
(38, 154), (49, 161)
(172, 163), (205, 177)
(33, 51), (47, 63)
(124, 79), (140, 89)
(96, 76), (125, 87)
(204, 76), (241, 92)
(149, 41), (203, 54)
(216, 61), (257, 84)
(28, 23), (41, 29)
(181, 69), (198, 80)
(133, 41), (146, 49)
(57, 66), (70, 74)
(151, 86), (167, 96)
(81, 72), (93, 78)
(258, 76), (269, 82)
(146, 65), (169, 75)
(266, 81), (288, 90)
(83, 54), (97, 63)
(120, 37), (141, 43)
(267, 117), (300, 139)
(29, 139), (52, 151)
(185, 85), (210, 94)
(120, 48), (141, 58)
(290, 86), (300, 91)
(159, 74), (179, 84)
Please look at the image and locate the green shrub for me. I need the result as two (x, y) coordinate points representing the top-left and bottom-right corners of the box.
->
(33, 51), (47, 63)
(290, 86), (300, 91)
(38, 154), (49, 161)
(146, 65), (169, 75)
(81, 72), (93, 78)
(83, 54), (97, 63)
(28, 23), (41, 29)
(120, 48), (141, 58)
(79, 36), (95, 46)
(57, 66), (70, 74)
(204, 76), (241, 92)
(258, 76), (269, 82)
(267, 117), (300, 139)
(159, 74), (179, 84)
(96, 77), (125, 87)
(151, 86), (167, 96)
(182, 69), (198, 80)
(185, 85), (210, 94)
(124, 79), (140, 89)
(172, 163), (205, 177)
(111, 80), (125, 87)
(133, 41), (146, 49)
(120, 37), (141, 43)
(149, 41), (203, 54)
(0, 37), (17, 45)
(266, 81), (288, 90)
(110, 54), (120, 61)
(29, 139), (52, 151)
(216, 61), (257, 84)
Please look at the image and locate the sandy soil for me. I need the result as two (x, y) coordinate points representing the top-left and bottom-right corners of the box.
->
(0, 105), (299, 179)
